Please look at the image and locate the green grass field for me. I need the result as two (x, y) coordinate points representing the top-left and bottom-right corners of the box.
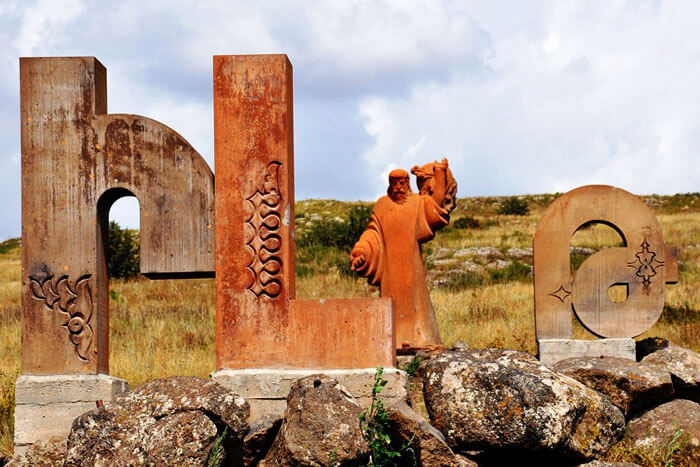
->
(1, 193), (698, 463)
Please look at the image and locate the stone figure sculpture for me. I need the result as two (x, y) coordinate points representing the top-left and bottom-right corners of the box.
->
(350, 158), (457, 350)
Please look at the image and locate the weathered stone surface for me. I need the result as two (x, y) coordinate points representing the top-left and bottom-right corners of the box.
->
(386, 401), (463, 467)
(623, 399), (700, 463)
(423, 349), (625, 461)
(640, 343), (700, 402)
(14, 374), (129, 451)
(538, 338), (636, 366)
(635, 336), (669, 361)
(7, 436), (66, 466)
(243, 415), (282, 466)
(214, 55), (395, 370)
(263, 375), (368, 465)
(212, 367), (408, 421)
(65, 376), (249, 466)
(350, 161), (457, 349)
(553, 356), (674, 416)
(534, 185), (677, 340)
(20, 57), (215, 376)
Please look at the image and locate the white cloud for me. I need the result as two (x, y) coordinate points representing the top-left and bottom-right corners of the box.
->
(1, 0), (699, 239)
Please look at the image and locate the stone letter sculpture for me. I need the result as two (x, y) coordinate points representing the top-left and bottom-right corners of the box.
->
(350, 158), (457, 350)
(534, 185), (678, 341)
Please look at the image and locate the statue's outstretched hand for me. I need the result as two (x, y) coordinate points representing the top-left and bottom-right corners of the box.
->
(350, 251), (366, 271)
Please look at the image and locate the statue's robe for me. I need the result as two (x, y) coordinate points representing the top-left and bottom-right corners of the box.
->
(354, 192), (449, 348)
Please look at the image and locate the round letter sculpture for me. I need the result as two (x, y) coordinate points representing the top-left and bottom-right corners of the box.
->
(534, 185), (678, 340)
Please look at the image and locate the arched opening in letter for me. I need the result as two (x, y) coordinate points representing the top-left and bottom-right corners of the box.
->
(97, 189), (215, 383)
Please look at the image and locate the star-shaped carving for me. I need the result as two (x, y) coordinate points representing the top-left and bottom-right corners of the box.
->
(549, 284), (571, 303)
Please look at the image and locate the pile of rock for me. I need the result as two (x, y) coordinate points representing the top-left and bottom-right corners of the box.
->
(9, 338), (699, 466)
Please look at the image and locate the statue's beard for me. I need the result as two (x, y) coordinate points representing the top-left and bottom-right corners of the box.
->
(389, 186), (411, 204)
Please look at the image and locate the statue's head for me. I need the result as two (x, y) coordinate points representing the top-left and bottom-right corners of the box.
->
(387, 169), (411, 204)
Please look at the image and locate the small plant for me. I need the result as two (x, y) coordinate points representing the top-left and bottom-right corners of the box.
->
(402, 357), (422, 377)
(359, 366), (413, 466)
(497, 197), (529, 216)
(663, 429), (686, 467)
(207, 427), (228, 467)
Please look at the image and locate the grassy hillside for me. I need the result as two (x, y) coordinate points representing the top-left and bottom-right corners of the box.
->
(0, 193), (699, 459)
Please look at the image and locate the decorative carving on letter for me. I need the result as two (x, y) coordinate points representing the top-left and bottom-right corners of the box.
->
(243, 161), (283, 298)
(29, 274), (94, 362)
(549, 284), (572, 303)
(627, 239), (664, 293)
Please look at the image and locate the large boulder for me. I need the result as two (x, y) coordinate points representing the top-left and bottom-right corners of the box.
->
(7, 437), (67, 466)
(623, 399), (700, 464)
(385, 401), (472, 467)
(423, 349), (625, 461)
(65, 376), (249, 466)
(553, 356), (674, 416)
(262, 375), (368, 466)
(640, 342), (700, 402)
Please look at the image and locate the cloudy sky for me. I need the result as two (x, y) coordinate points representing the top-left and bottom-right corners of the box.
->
(1, 0), (699, 239)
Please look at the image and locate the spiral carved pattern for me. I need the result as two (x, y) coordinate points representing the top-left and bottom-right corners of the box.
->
(244, 161), (283, 298)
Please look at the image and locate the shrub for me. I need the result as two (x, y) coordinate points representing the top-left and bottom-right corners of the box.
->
(453, 217), (480, 229)
(498, 197), (530, 216)
(297, 205), (372, 251)
(107, 221), (140, 279)
(0, 238), (20, 255)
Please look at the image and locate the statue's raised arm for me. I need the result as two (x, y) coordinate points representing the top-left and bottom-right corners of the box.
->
(411, 157), (458, 212)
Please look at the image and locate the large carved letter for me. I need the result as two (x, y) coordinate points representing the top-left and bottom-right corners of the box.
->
(21, 57), (214, 374)
(534, 185), (677, 340)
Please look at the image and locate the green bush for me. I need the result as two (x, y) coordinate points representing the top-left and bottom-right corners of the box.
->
(497, 197), (530, 216)
(453, 217), (480, 229)
(107, 221), (140, 279)
(297, 205), (372, 251)
(0, 238), (20, 255)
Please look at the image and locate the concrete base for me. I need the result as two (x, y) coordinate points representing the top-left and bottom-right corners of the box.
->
(538, 338), (636, 366)
(211, 368), (408, 422)
(14, 374), (129, 454)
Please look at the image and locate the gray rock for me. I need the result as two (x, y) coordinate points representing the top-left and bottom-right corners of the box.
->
(571, 246), (596, 255)
(7, 436), (66, 466)
(243, 415), (282, 466)
(386, 401), (465, 466)
(635, 336), (669, 361)
(423, 349), (625, 461)
(553, 356), (674, 416)
(623, 399), (700, 464)
(434, 258), (459, 267)
(507, 247), (533, 259)
(433, 248), (453, 259)
(65, 376), (249, 466)
(461, 261), (484, 273)
(263, 375), (368, 466)
(485, 259), (511, 270)
(641, 343), (700, 402)
(454, 248), (477, 258)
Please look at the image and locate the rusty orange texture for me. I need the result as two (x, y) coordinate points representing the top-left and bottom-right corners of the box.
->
(350, 160), (458, 350)
(214, 55), (395, 369)
(534, 185), (678, 340)
(20, 57), (214, 374)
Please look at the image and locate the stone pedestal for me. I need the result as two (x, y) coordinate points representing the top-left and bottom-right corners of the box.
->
(14, 374), (129, 454)
(538, 338), (636, 366)
(211, 368), (408, 422)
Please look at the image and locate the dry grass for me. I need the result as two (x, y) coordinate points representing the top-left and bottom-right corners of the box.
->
(0, 194), (698, 461)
